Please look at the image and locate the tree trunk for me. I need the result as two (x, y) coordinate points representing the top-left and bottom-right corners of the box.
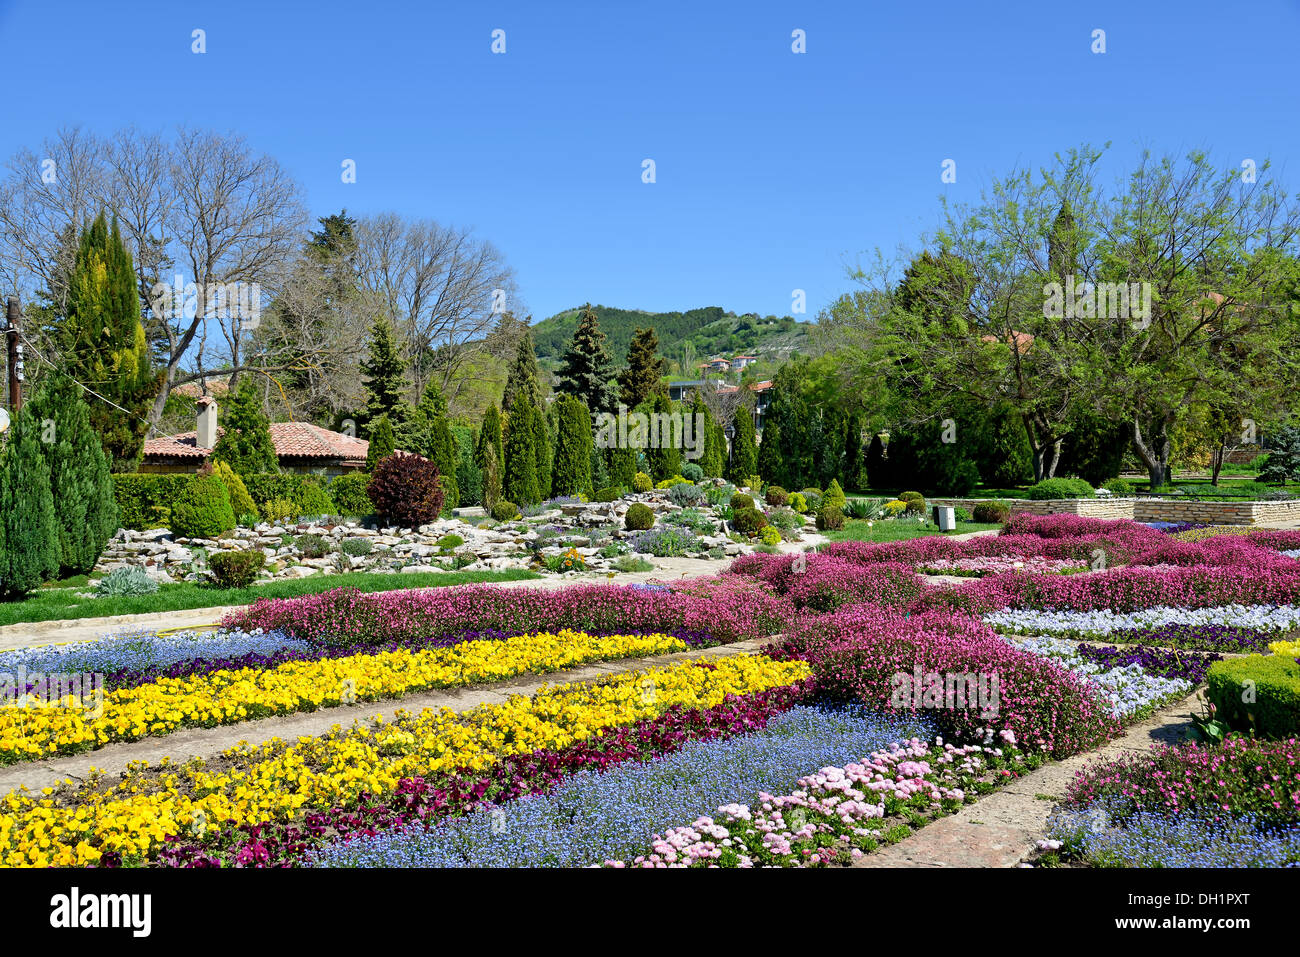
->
(1131, 416), (1172, 489)
(1210, 434), (1228, 486)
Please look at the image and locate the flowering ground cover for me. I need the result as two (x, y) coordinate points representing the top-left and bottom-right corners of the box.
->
(983, 606), (1295, 651)
(605, 731), (1033, 867)
(1040, 736), (1300, 867)
(309, 705), (940, 867)
(0, 653), (809, 866)
(0, 630), (700, 765)
(1014, 637), (1195, 720)
(917, 557), (1087, 577)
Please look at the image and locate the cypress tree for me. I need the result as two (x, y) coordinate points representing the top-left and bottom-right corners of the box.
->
(503, 391), (540, 504)
(60, 212), (158, 472)
(842, 412), (865, 489)
(212, 378), (278, 479)
(476, 403), (504, 476)
(0, 406), (60, 596)
(365, 414), (397, 471)
(531, 402), (552, 499)
(554, 304), (617, 413)
(502, 332), (544, 417)
(25, 372), (119, 576)
(481, 441), (502, 510)
(551, 394), (594, 497)
(645, 393), (681, 481)
(360, 315), (410, 427)
(605, 444), (637, 490)
(755, 419), (782, 487)
(402, 380), (458, 509)
(727, 406), (758, 483)
(709, 423), (727, 479)
(689, 393), (722, 478)
(617, 327), (667, 409)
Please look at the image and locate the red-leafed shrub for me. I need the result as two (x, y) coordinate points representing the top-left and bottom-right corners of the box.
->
(367, 452), (445, 528)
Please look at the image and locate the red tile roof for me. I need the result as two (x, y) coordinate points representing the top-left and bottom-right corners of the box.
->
(144, 422), (369, 467)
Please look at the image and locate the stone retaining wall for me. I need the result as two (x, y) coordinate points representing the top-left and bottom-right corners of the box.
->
(928, 496), (1300, 526)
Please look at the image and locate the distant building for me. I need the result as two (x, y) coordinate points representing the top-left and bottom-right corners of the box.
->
(731, 355), (758, 370)
(718, 379), (774, 433)
(141, 398), (369, 475)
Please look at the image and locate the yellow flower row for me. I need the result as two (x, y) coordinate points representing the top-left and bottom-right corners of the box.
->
(0, 653), (810, 867)
(1268, 638), (1300, 657)
(0, 630), (690, 765)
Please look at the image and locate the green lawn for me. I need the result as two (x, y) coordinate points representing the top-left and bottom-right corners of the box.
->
(822, 520), (1002, 543)
(0, 569), (540, 628)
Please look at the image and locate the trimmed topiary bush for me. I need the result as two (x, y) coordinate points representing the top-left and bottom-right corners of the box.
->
(972, 500), (1011, 524)
(296, 479), (336, 517)
(680, 462), (704, 483)
(262, 498), (299, 524)
(171, 465), (236, 539)
(624, 502), (655, 531)
(732, 506), (768, 537)
(594, 486), (624, 502)
(208, 550), (266, 589)
(632, 471), (653, 493)
(765, 486), (788, 507)
(730, 492), (755, 511)
(825, 479), (847, 508)
(898, 491), (926, 514)
(491, 500), (519, 522)
(367, 452), (445, 528)
(788, 492), (808, 514)
(1027, 477), (1095, 500)
(1206, 654), (1300, 738)
(1101, 477), (1135, 496)
(816, 504), (845, 531)
(330, 472), (372, 516)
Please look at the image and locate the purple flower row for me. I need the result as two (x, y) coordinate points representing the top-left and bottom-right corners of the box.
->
(1071, 643), (1224, 684)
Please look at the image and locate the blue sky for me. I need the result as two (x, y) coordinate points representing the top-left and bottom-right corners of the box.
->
(2, 0), (1298, 322)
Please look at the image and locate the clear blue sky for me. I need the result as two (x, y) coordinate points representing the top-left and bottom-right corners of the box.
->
(2, 0), (1298, 322)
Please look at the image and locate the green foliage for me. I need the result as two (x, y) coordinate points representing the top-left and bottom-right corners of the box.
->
(502, 333), (545, 418)
(476, 404), (505, 481)
(436, 533), (465, 551)
(680, 462), (704, 483)
(399, 380), (459, 509)
(112, 474), (191, 530)
(94, 566), (158, 598)
(971, 404), (1034, 487)
(732, 506), (768, 537)
(1207, 655), (1300, 738)
(755, 419), (782, 487)
(59, 212), (158, 472)
(207, 550), (266, 589)
(367, 452), (445, 528)
(618, 327), (667, 409)
(760, 526), (783, 546)
(170, 467), (236, 539)
(491, 500), (519, 522)
(645, 394), (682, 481)
(0, 408), (60, 596)
(212, 461), (258, 520)
(898, 491), (925, 513)
(729, 492), (755, 511)
(727, 406), (758, 483)
(24, 372), (119, 575)
(605, 445), (638, 490)
(1027, 477), (1095, 500)
(340, 537), (373, 557)
(480, 442), (502, 511)
(971, 501), (1011, 524)
(294, 533), (330, 558)
(554, 304), (618, 413)
(329, 472), (372, 516)
(594, 486), (624, 502)
(295, 479), (336, 517)
(825, 479), (847, 508)
(632, 471), (653, 493)
(1056, 410), (1129, 486)
(764, 485), (788, 507)
(365, 415), (397, 472)
(360, 315), (410, 427)
(504, 392), (541, 505)
(883, 423), (980, 496)
(667, 482), (704, 506)
(551, 394), (595, 497)
(261, 498), (300, 523)
(211, 379), (278, 478)
(624, 502), (655, 531)
(816, 504), (845, 531)
(1101, 477), (1135, 496)
(1260, 427), (1300, 484)
(788, 492), (808, 513)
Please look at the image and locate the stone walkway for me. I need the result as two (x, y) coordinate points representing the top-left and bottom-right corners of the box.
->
(0, 636), (774, 796)
(852, 692), (1196, 868)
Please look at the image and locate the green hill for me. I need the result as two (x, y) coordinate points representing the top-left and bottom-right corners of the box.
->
(531, 305), (811, 369)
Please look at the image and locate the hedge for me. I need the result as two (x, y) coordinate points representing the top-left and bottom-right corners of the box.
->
(1206, 655), (1300, 739)
(112, 474), (192, 530)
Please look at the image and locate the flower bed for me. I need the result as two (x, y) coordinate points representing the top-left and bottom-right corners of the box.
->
(0, 653), (809, 866)
(606, 731), (1034, 867)
(918, 557), (1087, 577)
(225, 579), (792, 649)
(983, 605), (1297, 650)
(310, 705), (938, 868)
(1014, 637), (1194, 720)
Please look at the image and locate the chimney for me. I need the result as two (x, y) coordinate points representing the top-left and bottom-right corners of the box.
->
(196, 397), (218, 450)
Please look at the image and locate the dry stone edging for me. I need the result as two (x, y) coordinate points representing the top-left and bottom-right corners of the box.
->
(851, 691), (1198, 869)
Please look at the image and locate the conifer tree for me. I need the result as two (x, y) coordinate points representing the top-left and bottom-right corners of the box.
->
(645, 393), (682, 481)
(503, 392), (540, 504)
(531, 402), (552, 498)
(617, 327), (667, 409)
(476, 403), (504, 476)
(0, 406), (60, 596)
(554, 305), (617, 413)
(360, 315), (410, 427)
(690, 393), (724, 478)
(755, 419), (782, 487)
(60, 212), (158, 471)
(24, 372), (119, 576)
(365, 414), (397, 471)
(551, 394), (594, 497)
(842, 412), (865, 489)
(727, 405), (758, 483)
(481, 441), (502, 510)
(212, 378), (278, 479)
(709, 423), (727, 479)
(605, 445), (637, 490)
(401, 380), (458, 509)
(501, 332), (544, 416)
